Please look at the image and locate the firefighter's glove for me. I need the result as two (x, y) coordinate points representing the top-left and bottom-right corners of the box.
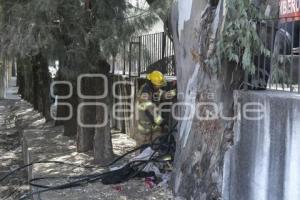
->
(165, 89), (177, 99)
(151, 124), (161, 131)
(154, 115), (164, 125)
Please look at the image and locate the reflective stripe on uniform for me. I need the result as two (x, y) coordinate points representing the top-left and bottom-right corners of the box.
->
(154, 115), (163, 125)
(137, 101), (154, 111)
(169, 89), (177, 97)
(138, 124), (151, 134)
(151, 124), (161, 132)
(139, 120), (152, 126)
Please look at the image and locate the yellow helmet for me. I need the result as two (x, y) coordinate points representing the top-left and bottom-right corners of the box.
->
(147, 71), (166, 87)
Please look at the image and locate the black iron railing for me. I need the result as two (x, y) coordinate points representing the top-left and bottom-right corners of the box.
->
(109, 32), (175, 77)
(246, 18), (300, 93)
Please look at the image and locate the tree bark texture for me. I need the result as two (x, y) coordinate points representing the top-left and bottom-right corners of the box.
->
(31, 54), (51, 120)
(77, 78), (97, 152)
(54, 69), (69, 126)
(22, 58), (34, 103)
(17, 55), (51, 121)
(93, 60), (114, 164)
(63, 80), (78, 137)
(170, 1), (244, 199)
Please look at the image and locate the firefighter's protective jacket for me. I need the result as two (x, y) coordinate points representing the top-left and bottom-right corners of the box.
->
(137, 82), (165, 135)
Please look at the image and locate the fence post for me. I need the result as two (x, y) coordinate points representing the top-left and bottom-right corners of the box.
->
(162, 32), (167, 74)
(129, 42), (132, 78)
(112, 56), (115, 75)
(138, 36), (141, 77)
(123, 44), (126, 76)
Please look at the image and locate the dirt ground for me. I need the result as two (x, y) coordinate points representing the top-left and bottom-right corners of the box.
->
(0, 100), (29, 200)
(0, 98), (175, 200)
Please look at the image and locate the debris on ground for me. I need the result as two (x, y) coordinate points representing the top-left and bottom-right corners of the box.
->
(0, 100), (29, 200)
(1, 99), (175, 200)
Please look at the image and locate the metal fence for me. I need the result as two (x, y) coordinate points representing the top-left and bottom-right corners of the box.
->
(246, 18), (300, 93)
(109, 32), (175, 77)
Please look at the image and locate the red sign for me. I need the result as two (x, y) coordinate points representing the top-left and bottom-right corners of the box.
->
(279, 0), (300, 22)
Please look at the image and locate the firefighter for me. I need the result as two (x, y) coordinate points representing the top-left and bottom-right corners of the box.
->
(136, 70), (176, 147)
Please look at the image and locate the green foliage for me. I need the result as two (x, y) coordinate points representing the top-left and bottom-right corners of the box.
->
(271, 55), (293, 87)
(145, 0), (173, 22)
(0, 0), (159, 76)
(216, 0), (270, 74)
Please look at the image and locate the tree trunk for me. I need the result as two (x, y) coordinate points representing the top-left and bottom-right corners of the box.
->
(76, 78), (96, 152)
(93, 101), (114, 164)
(32, 61), (39, 109)
(31, 53), (50, 118)
(63, 80), (78, 137)
(17, 57), (30, 99)
(17, 59), (24, 97)
(0, 59), (7, 99)
(37, 54), (51, 120)
(93, 60), (114, 164)
(170, 1), (244, 199)
(7, 60), (12, 83)
(54, 69), (67, 126)
(53, 69), (78, 137)
(12, 59), (16, 77)
(23, 58), (34, 103)
(76, 100), (96, 152)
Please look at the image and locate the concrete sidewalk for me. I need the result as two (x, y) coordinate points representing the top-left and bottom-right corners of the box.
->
(6, 77), (20, 100)
(0, 100), (28, 199)
(8, 100), (173, 200)
(0, 76), (174, 199)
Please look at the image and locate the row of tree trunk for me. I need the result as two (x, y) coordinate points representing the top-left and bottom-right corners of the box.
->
(17, 54), (114, 164)
(17, 54), (52, 120)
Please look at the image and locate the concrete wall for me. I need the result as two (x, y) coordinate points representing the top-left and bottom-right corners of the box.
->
(223, 90), (300, 200)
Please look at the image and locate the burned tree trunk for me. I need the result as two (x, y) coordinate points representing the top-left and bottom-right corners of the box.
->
(170, 1), (244, 199)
